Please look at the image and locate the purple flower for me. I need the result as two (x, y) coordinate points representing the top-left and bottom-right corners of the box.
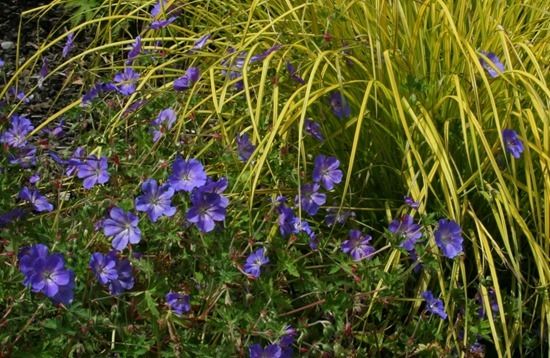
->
(434, 219), (463, 259)
(0, 58), (4, 69)
(502, 129), (524, 159)
(151, 108), (177, 142)
(81, 82), (115, 106)
(312, 154), (343, 191)
(150, 0), (180, 19)
(220, 50), (246, 90)
(295, 183), (326, 216)
(293, 219), (318, 249)
(286, 61), (305, 84)
(65, 147), (86, 176)
(8, 87), (31, 104)
(135, 179), (176, 222)
(149, 1), (179, 29)
(186, 191), (226, 233)
(249, 343), (282, 358)
(325, 208), (355, 226)
(278, 204), (297, 237)
(168, 157), (207, 192)
(422, 290), (447, 319)
(26, 250), (74, 303)
(81, 86), (100, 106)
(388, 214), (422, 251)
(476, 288), (499, 318)
(304, 119), (323, 141)
(236, 133), (256, 161)
(192, 34), (211, 50)
(38, 58), (48, 88)
(276, 198), (315, 241)
(151, 0), (167, 17)
(108, 257), (134, 295)
(249, 44), (281, 63)
(113, 68), (139, 96)
(90, 251), (134, 295)
(166, 291), (191, 316)
(150, 17), (177, 29)
(469, 342), (485, 355)
(408, 248), (423, 273)
(243, 248), (269, 279)
(89, 252), (118, 285)
(200, 177), (230, 207)
(173, 67), (200, 91)
(0, 115), (34, 148)
(127, 36), (142, 64)
(404, 196), (419, 209)
(42, 120), (64, 138)
(50, 272), (75, 305)
(0, 208), (26, 227)
(40, 58), (48, 78)
(480, 51), (505, 78)
(8, 145), (37, 167)
(62, 33), (74, 58)
(18, 244), (49, 286)
(329, 91), (351, 119)
(19, 187), (53, 212)
(341, 229), (375, 261)
(103, 207), (142, 251)
(77, 155), (110, 189)
(279, 325), (297, 357)
(123, 99), (147, 116)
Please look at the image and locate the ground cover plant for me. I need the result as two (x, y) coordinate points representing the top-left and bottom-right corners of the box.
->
(0, 0), (549, 356)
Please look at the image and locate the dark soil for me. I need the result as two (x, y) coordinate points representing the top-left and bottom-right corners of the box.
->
(1, 1), (73, 120)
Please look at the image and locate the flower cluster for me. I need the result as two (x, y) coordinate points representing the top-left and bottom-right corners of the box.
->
(19, 244), (75, 305)
(277, 200), (316, 248)
(168, 157), (228, 233)
(270, 154), (345, 251)
(89, 252), (134, 296)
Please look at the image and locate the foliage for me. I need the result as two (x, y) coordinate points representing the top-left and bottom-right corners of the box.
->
(1, 0), (549, 356)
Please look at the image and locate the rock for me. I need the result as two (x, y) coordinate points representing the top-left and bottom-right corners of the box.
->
(1, 41), (15, 50)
